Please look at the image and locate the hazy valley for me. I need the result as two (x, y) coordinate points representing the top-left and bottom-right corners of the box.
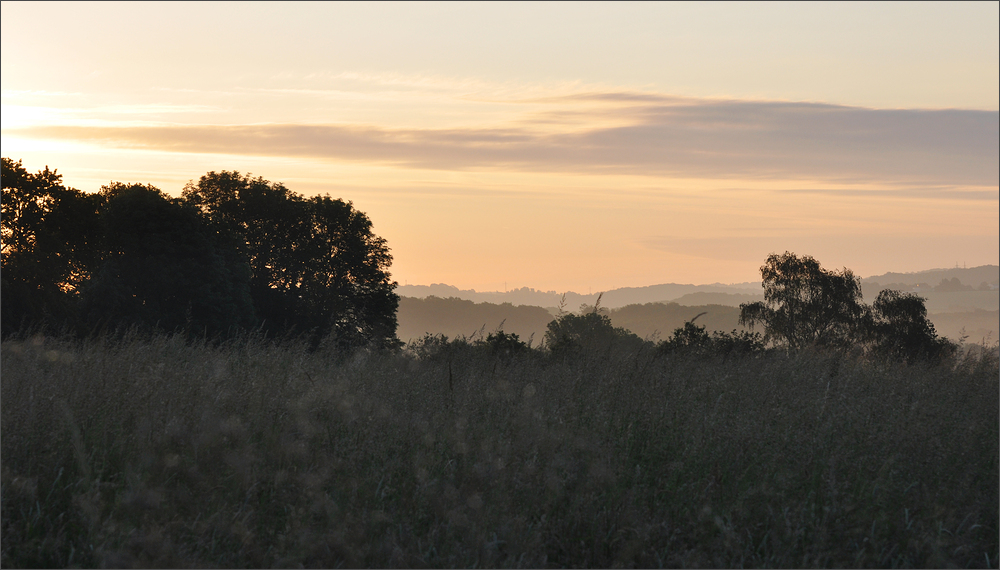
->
(398, 265), (1000, 346)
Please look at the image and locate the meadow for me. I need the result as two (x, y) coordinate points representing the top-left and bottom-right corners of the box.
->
(1, 331), (997, 568)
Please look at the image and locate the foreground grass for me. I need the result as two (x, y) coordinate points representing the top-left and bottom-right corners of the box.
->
(2, 333), (997, 568)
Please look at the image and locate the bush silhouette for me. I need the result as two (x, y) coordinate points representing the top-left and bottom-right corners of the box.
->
(544, 309), (645, 357)
(658, 316), (766, 358)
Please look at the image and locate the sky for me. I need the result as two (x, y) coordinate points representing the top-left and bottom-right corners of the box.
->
(2, 1), (998, 293)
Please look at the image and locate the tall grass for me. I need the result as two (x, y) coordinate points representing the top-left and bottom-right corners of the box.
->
(2, 332), (997, 568)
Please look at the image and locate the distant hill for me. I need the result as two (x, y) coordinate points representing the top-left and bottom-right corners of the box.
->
(664, 289), (999, 315)
(862, 265), (998, 289)
(597, 283), (761, 308)
(671, 291), (765, 307)
(397, 296), (554, 345)
(607, 303), (745, 341)
(396, 282), (762, 310)
(397, 284), (568, 309)
(397, 265), (999, 344)
(399, 266), (998, 310)
(858, 265), (998, 315)
(397, 296), (751, 345)
(916, 291), (999, 313)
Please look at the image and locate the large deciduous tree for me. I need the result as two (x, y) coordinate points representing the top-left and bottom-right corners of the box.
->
(739, 252), (866, 350)
(3, 160), (400, 348)
(182, 171), (400, 349)
(867, 289), (955, 362)
(79, 183), (256, 336)
(2, 158), (102, 334)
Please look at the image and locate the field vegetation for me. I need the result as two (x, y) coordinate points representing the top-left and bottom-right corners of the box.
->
(2, 326), (996, 568)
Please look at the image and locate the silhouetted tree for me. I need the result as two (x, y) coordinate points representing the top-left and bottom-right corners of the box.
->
(182, 171), (399, 349)
(78, 183), (255, 336)
(867, 289), (956, 362)
(2, 158), (102, 334)
(739, 252), (865, 350)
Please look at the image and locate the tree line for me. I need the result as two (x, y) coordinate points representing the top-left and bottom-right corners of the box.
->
(412, 252), (956, 365)
(2, 158), (955, 362)
(1, 158), (399, 349)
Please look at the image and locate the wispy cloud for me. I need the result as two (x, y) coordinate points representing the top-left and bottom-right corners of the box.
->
(775, 186), (997, 201)
(6, 95), (997, 188)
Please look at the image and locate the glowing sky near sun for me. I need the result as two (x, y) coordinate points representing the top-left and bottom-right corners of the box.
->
(2, 2), (997, 293)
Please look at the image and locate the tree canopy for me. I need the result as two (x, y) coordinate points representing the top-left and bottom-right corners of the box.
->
(2, 158), (102, 334)
(868, 289), (954, 362)
(182, 171), (399, 349)
(78, 182), (256, 336)
(2, 160), (399, 348)
(739, 252), (866, 350)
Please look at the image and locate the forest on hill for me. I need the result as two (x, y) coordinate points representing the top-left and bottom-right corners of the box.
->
(863, 265), (999, 290)
(398, 266), (999, 311)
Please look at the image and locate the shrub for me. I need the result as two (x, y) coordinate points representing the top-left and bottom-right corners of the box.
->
(657, 318), (766, 358)
(544, 310), (647, 358)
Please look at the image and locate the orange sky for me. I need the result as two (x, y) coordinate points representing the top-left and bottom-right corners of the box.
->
(2, 2), (997, 293)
